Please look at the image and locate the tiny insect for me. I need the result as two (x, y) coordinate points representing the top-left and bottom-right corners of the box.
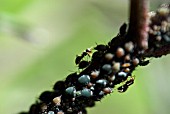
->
(125, 76), (135, 86)
(94, 44), (109, 52)
(96, 79), (108, 88)
(91, 51), (103, 61)
(78, 60), (90, 69)
(53, 81), (65, 91)
(75, 48), (92, 65)
(103, 87), (112, 94)
(65, 72), (79, 87)
(78, 75), (90, 85)
(81, 88), (93, 97)
(119, 23), (127, 36)
(29, 104), (40, 114)
(101, 64), (113, 75)
(139, 60), (150, 66)
(65, 86), (76, 97)
(39, 91), (53, 103)
(117, 85), (129, 93)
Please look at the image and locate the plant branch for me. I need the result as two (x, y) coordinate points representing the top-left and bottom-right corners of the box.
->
(19, 3), (170, 114)
(127, 0), (149, 50)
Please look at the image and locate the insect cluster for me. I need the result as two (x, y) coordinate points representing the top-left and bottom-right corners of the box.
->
(24, 24), (142, 114)
(21, 4), (170, 114)
(147, 4), (170, 57)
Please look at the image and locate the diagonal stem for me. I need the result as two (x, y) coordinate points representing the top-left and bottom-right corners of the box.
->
(127, 0), (149, 50)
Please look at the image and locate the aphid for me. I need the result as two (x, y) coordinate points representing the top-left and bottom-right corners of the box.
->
(53, 81), (65, 91)
(39, 91), (53, 103)
(112, 62), (120, 73)
(87, 82), (93, 88)
(156, 36), (162, 41)
(139, 60), (150, 66)
(116, 47), (125, 58)
(153, 25), (158, 31)
(105, 53), (114, 61)
(65, 72), (79, 86)
(109, 75), (116, 81)
(65, 86), (76, 97)
(78, 60), (90, 69)
(98, 91), (104, 96)
(101, 64), (112, 75)
(94, 44), (109, 52)
(78, 75), (90, 85)
(53, 96), (61, 106)
(40, 103), (47, 112)
(91, 51), (103, 61)
(90, 70), (100, 79)
(117, 71), (127, 78)
(119, 23), (127, 36)
(132, 58), (140, 66)
(103, 87), (112, 94)
(162, 34), (170, 42)
(124, 68), (130, 73)
(124, 54), (131, 61)
(157, 6), (169, 16)
(67, 107), (73, 113)
(78, 109), (87, 114)
(29, 104), (40, 114)
(96, 79), (108, 87)
(122, 63), (131, 68)
(124, 41), (134, 52)
(109, 82), (115, 88)
(57, 111), (64, 114)
(48, 111), (55, 114)
(81, 88), (93, 97)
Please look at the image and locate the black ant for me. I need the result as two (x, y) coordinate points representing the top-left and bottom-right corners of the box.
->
(75, 48), (92, 65)
(119, 23), (127, 36)
(117, 76), (134, 93)
(94, 44), (109, 52)
(78, 60), (90, 69)
(117, 85), (128, 93)
(139, 60), (150, 66)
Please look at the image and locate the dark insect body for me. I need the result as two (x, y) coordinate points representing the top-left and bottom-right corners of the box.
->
(39, 91), (54, 103)
(119, 23), (127, 36)
(53, 81), (65, 91)
(139, 60), (150, 66)
(78, 60), (90, 69)
(117, 76), (135, 93)
(75, 48), (92, 65)
(117, 85), (128, 93)
(94, 44), (109, 52)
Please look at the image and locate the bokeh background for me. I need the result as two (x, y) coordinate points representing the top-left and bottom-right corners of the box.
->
(0, 0), (170, 114)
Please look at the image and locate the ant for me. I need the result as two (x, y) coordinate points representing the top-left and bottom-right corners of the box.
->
(139, 60), (150, 66)
(119, 23), (127, 36)
(117, 76), (135, 93)
(75, 48), (92, 65)
(78, 60), (90, 69)
(94, 44), (109, 52)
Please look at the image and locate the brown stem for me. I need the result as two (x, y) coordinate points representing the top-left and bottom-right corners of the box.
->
(127, 0), (149, 50)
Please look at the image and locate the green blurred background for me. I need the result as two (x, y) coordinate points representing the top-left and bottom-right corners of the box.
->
(0, 0), (170, 114)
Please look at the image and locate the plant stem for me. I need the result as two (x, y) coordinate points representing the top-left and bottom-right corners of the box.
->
(127, 0), (149, 50)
